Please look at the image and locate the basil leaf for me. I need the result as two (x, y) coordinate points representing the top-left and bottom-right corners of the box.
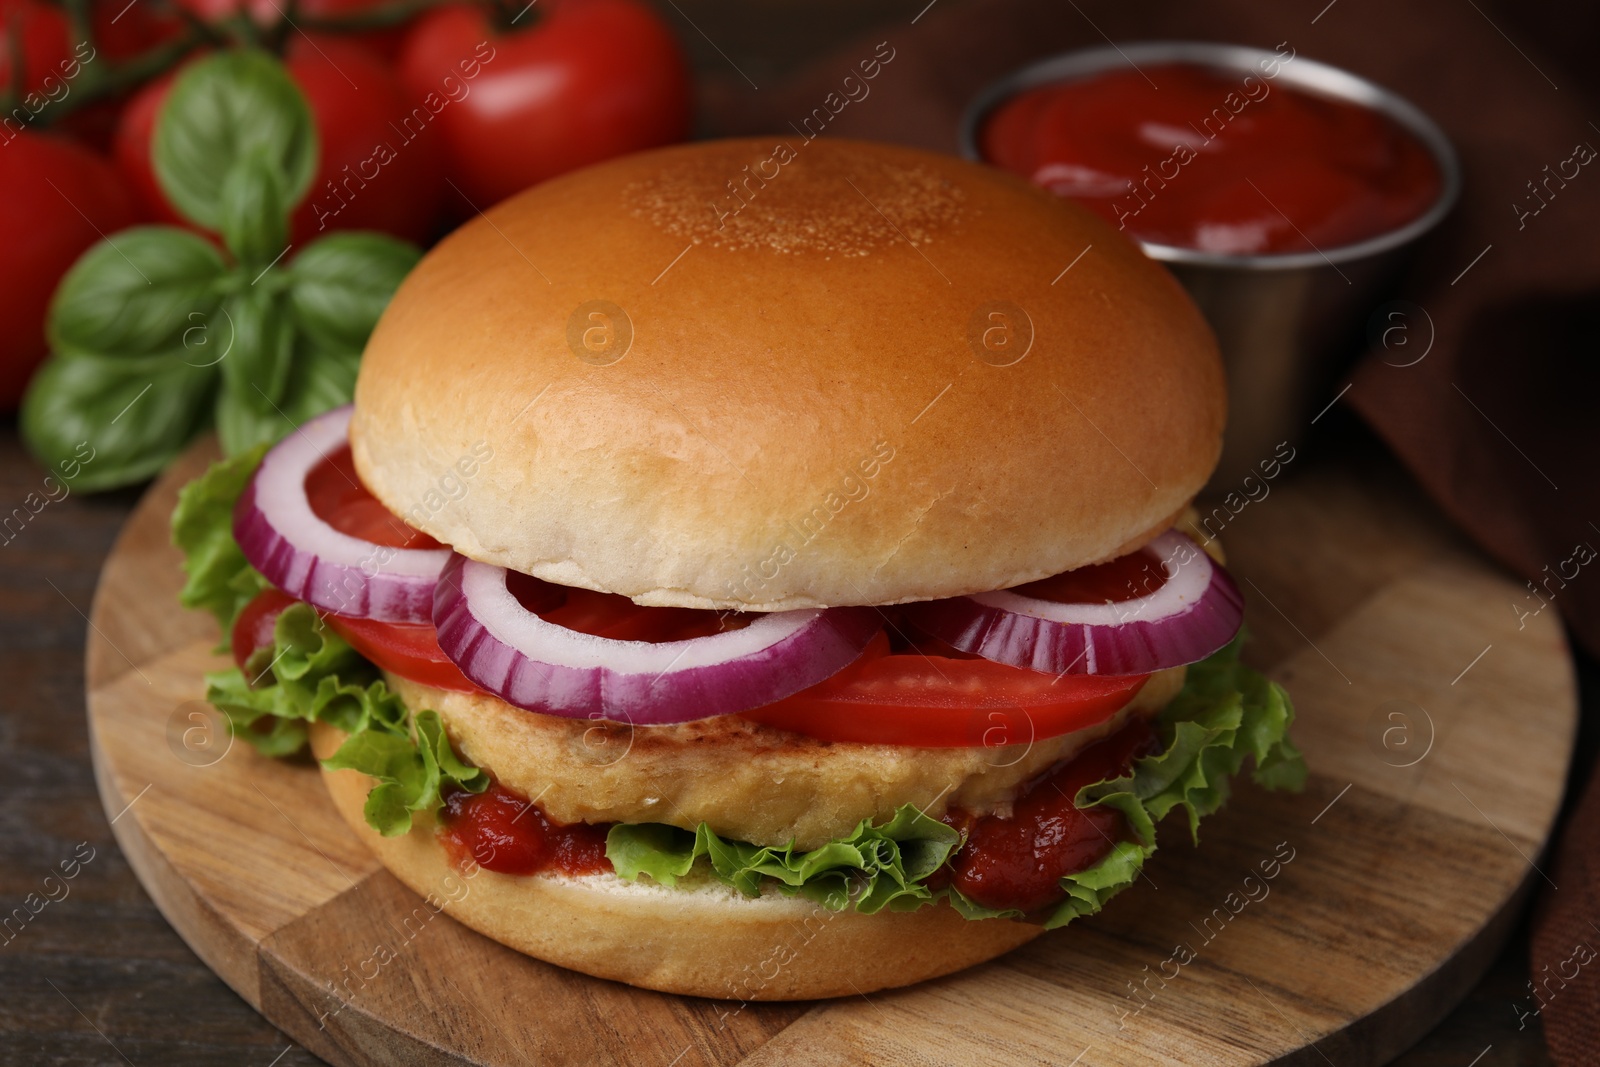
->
(48, 228), (227, 359)
(280, 338), (360, 424)
(215, 289), (294, 455)
(218, 146), (289, 269)
(288, 233), (420, 352)
(153, 50), (317, 231)
(20, 352), (215, 492)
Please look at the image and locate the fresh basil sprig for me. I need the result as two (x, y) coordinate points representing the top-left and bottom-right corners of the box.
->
(20, 50), (421, 493)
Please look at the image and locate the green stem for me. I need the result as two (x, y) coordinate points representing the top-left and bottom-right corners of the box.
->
(3, 15), (25, 107)
(261, 0), (295, 54)
(26, 29), (208, 127)
(60, 0), (94, 59)
(170, 3), (244, 49)
(489, 0), (539, 34)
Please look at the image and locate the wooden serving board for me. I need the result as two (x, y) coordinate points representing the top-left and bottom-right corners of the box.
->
(85, 439), (1577, 1067)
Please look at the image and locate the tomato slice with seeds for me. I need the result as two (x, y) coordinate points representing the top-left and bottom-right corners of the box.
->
(741, 630), (1149, 747)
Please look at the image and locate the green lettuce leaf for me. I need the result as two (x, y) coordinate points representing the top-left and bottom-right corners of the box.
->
(608, 803), (961, 913)
(171, 443), (270, 635)
(174, 452), (487, 835)
(953, 637), (1306, 930)
(204, 601), (489, 834)
(608, 637), (1305, 928)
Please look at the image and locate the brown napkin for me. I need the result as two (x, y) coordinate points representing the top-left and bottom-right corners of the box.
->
(705, 0), (1600, 1059)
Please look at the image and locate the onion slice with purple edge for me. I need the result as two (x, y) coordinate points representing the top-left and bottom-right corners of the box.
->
(908, 530), (1244, 676)
(233, 405), (450, 623)
(433, 553), (883, 724)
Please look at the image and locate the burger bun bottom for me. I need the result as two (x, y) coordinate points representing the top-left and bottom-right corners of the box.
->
(312, 723), (1041, 1000)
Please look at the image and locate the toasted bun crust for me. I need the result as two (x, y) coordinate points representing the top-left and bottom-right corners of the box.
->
(312, 723), (1040, 999)
(351, 138), (1224, 609)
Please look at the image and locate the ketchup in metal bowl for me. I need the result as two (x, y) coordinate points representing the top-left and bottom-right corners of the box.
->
(980, 62), (1443, 256)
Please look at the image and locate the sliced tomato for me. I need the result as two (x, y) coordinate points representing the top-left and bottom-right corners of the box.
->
(323, 613), (479, 693)
(296, 442), (471, 691)
(232, 587), (300, 680)
(230, 587), (477, 692)
(1009, 543), (1169, 605)
(505, 571), (747, 643)
(304, 444), (443, 550)
(741, 631), (1149, 747)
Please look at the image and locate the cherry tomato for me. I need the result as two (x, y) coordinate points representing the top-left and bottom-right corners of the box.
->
(947, 718), (1159, 913)
(231, 587), (300, 678)
(0, 132), (137, 411)
(0, 0), (185, 149)
(0, 0), (80, 99)
(741, 631), (1150, 747)
(0, 0), (182, 92)
(113, 40), (445, 245)
(398, 0), (690, 207)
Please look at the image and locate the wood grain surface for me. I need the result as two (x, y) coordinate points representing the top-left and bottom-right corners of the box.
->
(75, 432), (1576, 1067)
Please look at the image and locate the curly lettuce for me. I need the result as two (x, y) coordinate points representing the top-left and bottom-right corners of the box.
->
(946, 637), (1305, 929)
(608, 803), (961, 914)
(608, 638), (1305, 930)
(172, 444), (269, 635)
(172, 453), (486, 836)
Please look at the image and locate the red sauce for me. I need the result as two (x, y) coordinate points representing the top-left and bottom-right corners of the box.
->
(982, 61), (1442, 255)
(305, 445), (444, 550)
(941, 718), (1160, 915)
(438, 781), (613, 877)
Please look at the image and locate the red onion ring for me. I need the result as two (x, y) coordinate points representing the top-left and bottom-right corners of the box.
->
(234, 405), (449, 623)
(907, 531), (1243, 676)
(432, 553), (882, 724)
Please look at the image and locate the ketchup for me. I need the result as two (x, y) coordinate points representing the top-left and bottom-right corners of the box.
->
(943, 718), (1159, 915)
(982, 62), (1442, 255)
(438, 781), (613, 877)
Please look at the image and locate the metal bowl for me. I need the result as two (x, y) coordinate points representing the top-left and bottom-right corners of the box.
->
(959, 42), (1462, 486)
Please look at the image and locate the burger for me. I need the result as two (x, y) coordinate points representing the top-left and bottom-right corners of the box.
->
(172, 137), (1304, 1000)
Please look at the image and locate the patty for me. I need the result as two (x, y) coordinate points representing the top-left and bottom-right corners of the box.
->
(387, 666), (1186, 850)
